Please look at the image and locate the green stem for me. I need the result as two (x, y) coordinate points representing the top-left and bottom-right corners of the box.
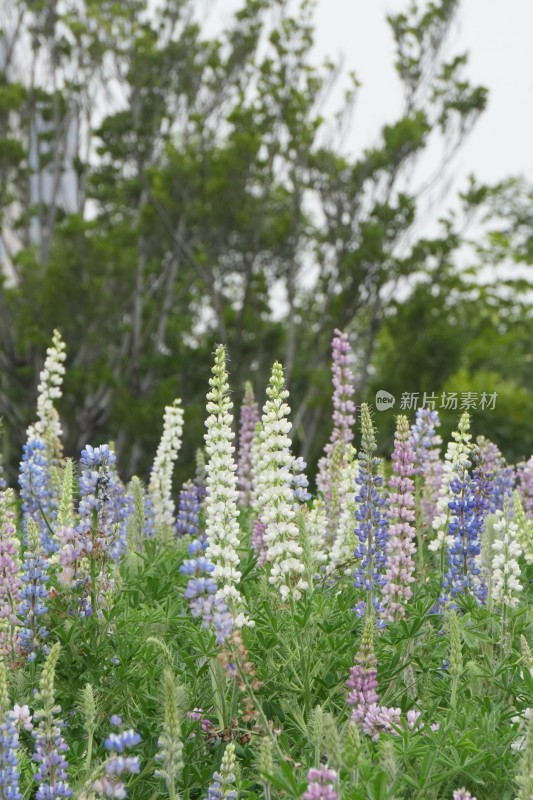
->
(85, 728), (94, 772)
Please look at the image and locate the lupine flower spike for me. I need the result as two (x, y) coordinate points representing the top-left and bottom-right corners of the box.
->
(28, 328), (67, 464)
(0, 489), (22, 661)
(330, 447), (359, 575)
(18, 517), (50, 661)
(0, 659), (22, 800)
(513, 491), (533, 563)
(477, 437), (514, 512)
(90, 720), (141, 799)
(237, 382), (260, 508)
(148, 399), (184, 538)
(32, 643), (73, 798)
(409, 408), (443, 528)
(453, 790), (477, 800)
(430, 412), (472, 555)
(440, 445), (490, 607)
(516, 705), (533, 800)
(155, 669), (184, 800)
(517, 456), (533, 519)
(346, 615), (401, 740)
(382, 416), (416, 622)
(353, 404), (388, 619)
(317, 329), (356, 494)
(491, 502), (523, 610)
(205, 741), (238, 800)
(255, 362), (307, 601)
(175, 481), (202, 538)
(204, 346), (249, 627)
(303, 767), (338, 800)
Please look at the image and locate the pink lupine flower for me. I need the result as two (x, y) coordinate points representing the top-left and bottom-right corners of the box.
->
(517, 457), (533, 518)
(453, 789), (477, 800)
(382, 416), (417, 622)
(362, 704), (402, 741)
(346, 618), (379, 725)
(12, 703), (33, 731)
(317, 330), (356, 494)
(304, 767), (338, 800)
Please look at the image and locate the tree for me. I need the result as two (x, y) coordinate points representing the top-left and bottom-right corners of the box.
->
(0, 0), (489, 483)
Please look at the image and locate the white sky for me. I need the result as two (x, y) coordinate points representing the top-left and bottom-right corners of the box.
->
(213, 0), (533, 194)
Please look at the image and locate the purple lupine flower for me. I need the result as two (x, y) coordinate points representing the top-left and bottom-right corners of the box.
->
(353, 404), (388, 619)
(18, 519), (49, 662)
(382, 416), (416, 622)
(251, 518), (268, 565)
(303, 767), (338, 800)
(317, 330), (356, 494)
(0, 490), (22, 662)
(0, 454), (7, 499)
(32, 644), (73, 799)
(410, 409), (443, 527)
(346, 615), (401, 741)
(517, 456), (533, 518)
(175, 481), (202, 538)
(453, 790), (477, 800)
(477, 437), (514, 513)
(19, 438), (57, 553)
(441, 448), (490, 606)
(0, 661), (22, 800)
(346, 617), (379, 725)
(237, 382), (260, 508)
(361, 705), (402, 741)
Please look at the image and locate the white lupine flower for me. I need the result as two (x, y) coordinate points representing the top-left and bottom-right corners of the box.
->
(330, 449), (359, 574)
(149, 399), (184, 534)
(429, 412), (472, 553)
(249, 422), (264, 509)
(204, 346), (250, 627)
(306, 500), (328, 566)
(255, 362), (307, 601)
(27, 329), (67, 460)
(513, 491), (533, 564)
(492, 508), (523, 608)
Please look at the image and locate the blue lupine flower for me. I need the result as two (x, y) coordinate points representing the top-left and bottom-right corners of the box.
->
(0, 710), (22, 800)
(18, 519), (49, 661)
(180, 538), (232, 645)
(19, 438), (57, 553)
(291, 457), (312, 505)
(92, 723), (141, 798)
(0, 663), (22, 800)
(410, 409), (442, 473)
(175, 481), (202, 537)
(441, 449), (491, 606)
(204, 742), (237, 800)
(32, 644), (73, 799)
(104, 730), (142, 753)
(353, 404), (389, 619)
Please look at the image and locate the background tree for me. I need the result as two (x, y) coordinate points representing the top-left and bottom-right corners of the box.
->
(3, 0), (525, 489)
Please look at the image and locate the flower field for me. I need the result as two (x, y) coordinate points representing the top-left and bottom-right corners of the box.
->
(2, 329), (533, 800)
